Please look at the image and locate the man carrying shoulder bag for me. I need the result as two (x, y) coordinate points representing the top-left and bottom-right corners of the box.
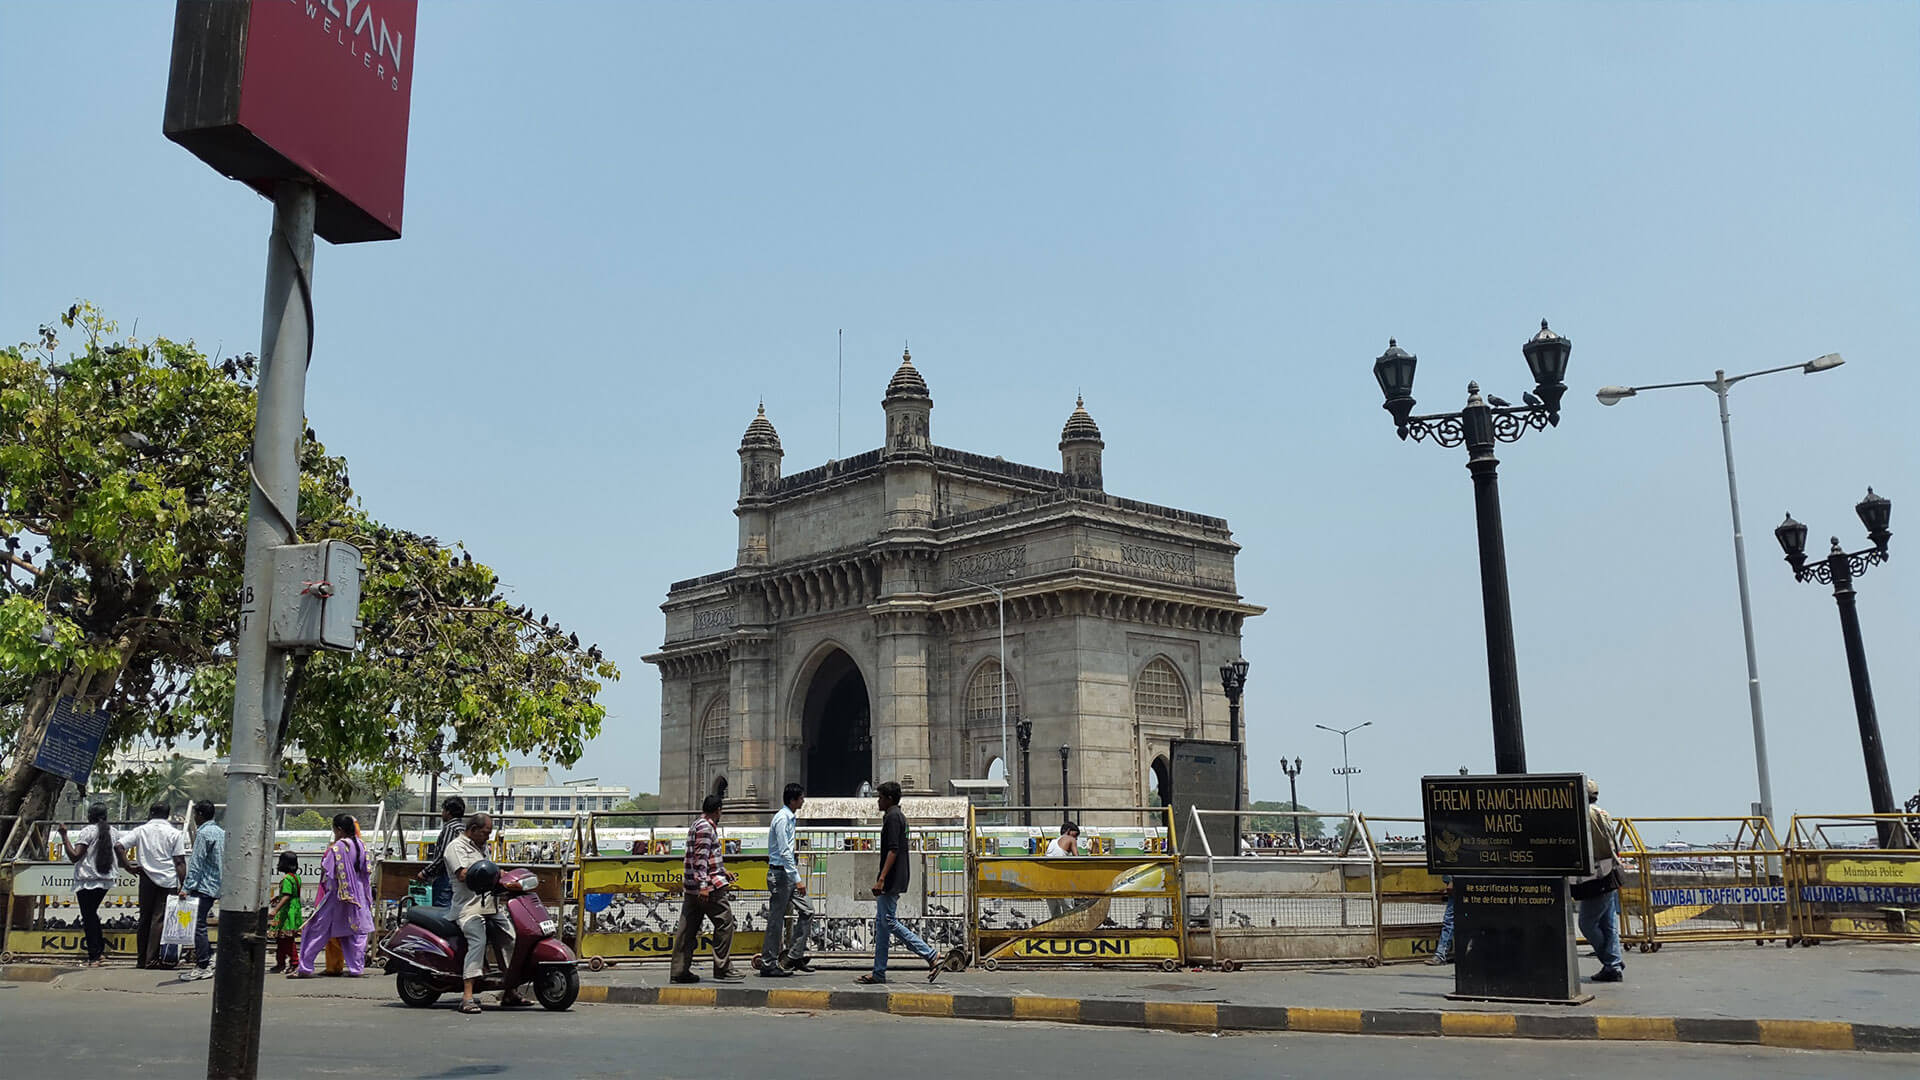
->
(1571, 777), (1626, 983)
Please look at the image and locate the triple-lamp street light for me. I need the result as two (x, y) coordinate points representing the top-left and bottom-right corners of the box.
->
(1220, 658), (1250, 818)
(1278, 756), (1304, 850)
(1373, 319), (1573, 773)
(1775, 489), (1902, 844)
(1595, 352), (1844, 837)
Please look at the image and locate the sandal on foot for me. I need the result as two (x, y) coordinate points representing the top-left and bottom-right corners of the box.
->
(855, 973), (885, 985)
(459, 999), (483, 1015)
(926, 956), (941, 983)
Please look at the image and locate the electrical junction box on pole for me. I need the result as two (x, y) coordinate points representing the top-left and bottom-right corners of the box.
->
(269, 540), (363, 651)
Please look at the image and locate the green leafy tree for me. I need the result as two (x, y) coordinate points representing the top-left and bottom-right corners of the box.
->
(604, 793), (660, 827)
(285, 809), (328, 830)
(1, 306), (619, 844)
(110, 754), (199, 816)
(1248, 799), (1326, 838)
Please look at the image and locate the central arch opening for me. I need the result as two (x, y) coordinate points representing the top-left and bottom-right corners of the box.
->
(802, 650), (871, 797)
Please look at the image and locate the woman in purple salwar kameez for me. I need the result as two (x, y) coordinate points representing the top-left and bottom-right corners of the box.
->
(292, 814), (375, 977)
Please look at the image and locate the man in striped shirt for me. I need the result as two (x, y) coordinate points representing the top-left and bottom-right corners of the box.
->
(670, 794), (740, 983)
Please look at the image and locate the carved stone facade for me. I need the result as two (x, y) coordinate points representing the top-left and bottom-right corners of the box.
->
(646, 350), (1265, 813)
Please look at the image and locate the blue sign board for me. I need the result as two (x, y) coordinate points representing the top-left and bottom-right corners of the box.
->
(1649, 886), (1787, 906)
(32, 696), (110, 785)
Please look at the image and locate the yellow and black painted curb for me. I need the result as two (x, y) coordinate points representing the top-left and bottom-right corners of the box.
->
(570, 983), (1919, 1054)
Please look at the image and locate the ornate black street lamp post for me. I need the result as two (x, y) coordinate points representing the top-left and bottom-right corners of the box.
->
(1775, 490), (1900, 842)
(1220, 658), (1250, 817)
(1373, 320), (1572, 774)
(1279, 756), (1304, 850)
(1059, 744), (1071, 825)
(1015, 718), (1034, 826)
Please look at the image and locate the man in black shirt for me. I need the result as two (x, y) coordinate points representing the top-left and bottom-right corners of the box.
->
(856, 781), (940, 984)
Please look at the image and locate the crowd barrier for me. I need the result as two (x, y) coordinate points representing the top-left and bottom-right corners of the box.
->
(1612, 816), (1789, 952)
(571, 809), (971, 970)
(1181, 808), (1375, 969)
(0, 803), (385, 963)
(1786, 814), (1920, 945)
(968, 805), (1182, 971)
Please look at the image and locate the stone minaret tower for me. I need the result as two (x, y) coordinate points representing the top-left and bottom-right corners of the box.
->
(881, 346), (932, 457)
(1059, 395), (1105, 491)
(736, 403), (782, 565)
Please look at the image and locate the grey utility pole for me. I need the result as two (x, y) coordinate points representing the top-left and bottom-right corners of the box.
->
(1315, 721), (1372, 813)
(963, 574), (1013, 808)
(1596, 352), (1843, 843)
(208, 181), (315, 1080)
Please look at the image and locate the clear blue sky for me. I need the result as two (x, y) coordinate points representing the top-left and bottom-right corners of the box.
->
(4, 2), (1915, 826)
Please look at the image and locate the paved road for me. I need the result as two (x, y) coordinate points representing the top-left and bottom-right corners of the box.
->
(0, 985), (1903, 1079)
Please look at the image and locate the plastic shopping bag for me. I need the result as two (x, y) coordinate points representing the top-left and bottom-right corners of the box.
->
(161, 895), (196, 948)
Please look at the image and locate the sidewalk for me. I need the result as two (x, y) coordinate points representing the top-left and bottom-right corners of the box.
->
(8, 941), (1918, 1053)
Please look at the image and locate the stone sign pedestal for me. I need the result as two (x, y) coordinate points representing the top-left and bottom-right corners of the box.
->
(1448, 876), (1590, 1004)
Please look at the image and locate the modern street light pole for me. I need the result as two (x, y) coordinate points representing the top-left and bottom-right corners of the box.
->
(1279, 756), (1304, 849)
(963, 573), (1015, 818)
(1775, 491), (1900, 844)
(1315, 722), (1371, 813)
(1373, 320), (1573, 774)
(1596, 352), (1843, 840)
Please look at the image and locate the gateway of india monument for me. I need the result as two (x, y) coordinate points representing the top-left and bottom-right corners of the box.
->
(646, 349), (1264, 812)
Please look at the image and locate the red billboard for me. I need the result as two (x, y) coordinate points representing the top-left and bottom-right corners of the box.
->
(165, 0), (416, 243)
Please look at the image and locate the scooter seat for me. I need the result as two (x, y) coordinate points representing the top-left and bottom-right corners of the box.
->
(403, 905), (463, 941)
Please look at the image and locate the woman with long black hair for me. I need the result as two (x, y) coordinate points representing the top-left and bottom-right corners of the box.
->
(57, 803), (127, 966)
(291, 813), (375, 977)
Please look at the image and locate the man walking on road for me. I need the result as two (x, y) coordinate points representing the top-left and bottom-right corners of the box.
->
(671, 794), (740, 984)
(125, 802), (187, 969)
(857, 781), (941, 985)
(760, 783), (815, 977)
(180, 801), (224, 981)
(1573, 777), (1626, 983)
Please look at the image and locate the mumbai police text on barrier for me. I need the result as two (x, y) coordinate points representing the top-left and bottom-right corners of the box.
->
(1648, 886), (1788, 906)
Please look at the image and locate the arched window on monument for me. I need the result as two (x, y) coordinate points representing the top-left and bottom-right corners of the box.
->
(964, 660), (1020, 778)
(1134, 657), (1189, 729)
(965, 660), (1021, 729)
(699, 696), (729, 797)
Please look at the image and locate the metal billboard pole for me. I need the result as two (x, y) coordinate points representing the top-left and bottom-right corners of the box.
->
(207, 180), (314, 1080)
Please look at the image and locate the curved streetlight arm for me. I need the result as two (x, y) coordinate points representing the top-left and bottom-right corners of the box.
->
(1608, 354), (1843, 398)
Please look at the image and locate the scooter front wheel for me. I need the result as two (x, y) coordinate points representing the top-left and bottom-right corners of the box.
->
(534, 966), (579, 1011)
(396, 972), (443, 1009)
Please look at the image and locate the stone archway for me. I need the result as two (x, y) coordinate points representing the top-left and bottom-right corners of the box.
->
(1150, 755), (1171, 807)
(801, 649), (871, 796)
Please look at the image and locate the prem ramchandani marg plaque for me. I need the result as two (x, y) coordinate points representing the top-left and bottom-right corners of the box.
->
(1422, 774), (1594, 1005)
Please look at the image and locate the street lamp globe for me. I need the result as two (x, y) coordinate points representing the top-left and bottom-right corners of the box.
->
(1521, 319), (1572, 420)
(1856, 488), (1892, 550)
(1373, 339), (1419, 436)
(1774, 512), (1810, 569)
(1804, 353), (1845, 373)
(1594, 385), (1636, 406)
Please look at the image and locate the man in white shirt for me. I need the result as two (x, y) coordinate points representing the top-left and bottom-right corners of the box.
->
(759, 783), (815, 976)
(1044, 821), (1079, 919)
(125, 802), (187, 969)
(442, 813), (529, 1013)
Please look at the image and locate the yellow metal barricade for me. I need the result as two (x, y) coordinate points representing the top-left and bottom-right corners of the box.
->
(969, 805), (1183, 971)
(1611, 816), (1789, 951)
(1786, 814), (1920, 944)
(1361, 815), (1444, 964)
(573, 809), (771, 969)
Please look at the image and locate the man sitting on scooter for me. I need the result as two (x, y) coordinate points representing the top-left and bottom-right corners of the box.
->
(443, 813), (531, 1014)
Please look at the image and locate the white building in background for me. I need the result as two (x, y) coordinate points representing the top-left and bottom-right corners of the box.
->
(451, 766), (631, 816)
